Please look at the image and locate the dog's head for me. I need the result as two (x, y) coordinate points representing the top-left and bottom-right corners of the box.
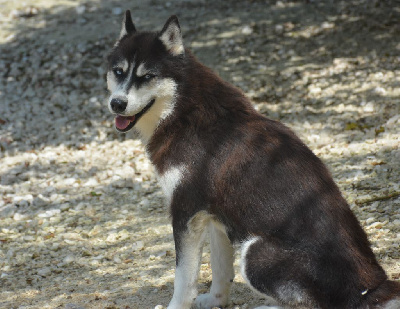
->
(106, 11), (184, 140)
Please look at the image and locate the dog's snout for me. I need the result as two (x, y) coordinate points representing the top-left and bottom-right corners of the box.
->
(110, 98), (128, 114)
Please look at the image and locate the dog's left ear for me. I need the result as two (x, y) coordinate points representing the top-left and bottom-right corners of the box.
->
(119, 10), (136, 38)
(159, 15), (184, 56)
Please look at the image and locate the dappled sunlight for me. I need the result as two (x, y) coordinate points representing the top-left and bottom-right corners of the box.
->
(0, 0), (399, 308)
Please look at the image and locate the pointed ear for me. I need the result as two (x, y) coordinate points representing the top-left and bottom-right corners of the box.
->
(119, 10), (136, 39)
(159, 15), (184, 56)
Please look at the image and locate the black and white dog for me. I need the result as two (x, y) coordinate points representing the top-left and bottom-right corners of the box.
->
(106, 11), (400, 309)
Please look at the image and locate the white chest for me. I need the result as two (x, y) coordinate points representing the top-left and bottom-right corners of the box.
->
(157, 165), (186, 205)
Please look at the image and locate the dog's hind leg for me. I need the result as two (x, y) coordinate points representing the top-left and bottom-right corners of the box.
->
(195, 222), (235, 309)
(240, 237), (308, 309)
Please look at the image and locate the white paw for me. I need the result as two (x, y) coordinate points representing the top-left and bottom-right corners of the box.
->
(194, 293), (228, 309)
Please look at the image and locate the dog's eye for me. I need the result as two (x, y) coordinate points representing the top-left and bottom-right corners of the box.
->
(143, 74), (156, 80)
(113, 68), (124, 76)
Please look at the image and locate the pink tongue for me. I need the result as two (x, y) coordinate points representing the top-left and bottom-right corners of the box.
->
(115, 115), (135, 130)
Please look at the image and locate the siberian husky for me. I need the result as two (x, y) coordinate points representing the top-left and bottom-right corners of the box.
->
(106, 11), (400, 309)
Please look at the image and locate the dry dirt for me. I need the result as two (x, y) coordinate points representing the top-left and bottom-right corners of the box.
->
(0, 0), (399, 308)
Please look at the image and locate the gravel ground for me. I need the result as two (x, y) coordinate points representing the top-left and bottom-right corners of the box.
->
(0, 0), (399, 308)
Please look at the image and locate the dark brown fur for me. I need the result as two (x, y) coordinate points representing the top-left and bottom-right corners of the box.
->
(147, 52), (399, 308)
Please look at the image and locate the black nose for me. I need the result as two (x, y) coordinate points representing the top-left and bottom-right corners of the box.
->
(110, 98), (128, 113)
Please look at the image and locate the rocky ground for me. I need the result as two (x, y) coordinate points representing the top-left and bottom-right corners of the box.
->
(0, 0), (399, 308)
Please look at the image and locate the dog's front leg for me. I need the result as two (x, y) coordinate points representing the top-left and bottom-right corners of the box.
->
(167, 211), (209, 309)
(195, 222), (234, 308)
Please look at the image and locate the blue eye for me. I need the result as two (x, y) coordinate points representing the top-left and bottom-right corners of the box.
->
(113, 68), (124, 76)
(144, 74), (156, 80)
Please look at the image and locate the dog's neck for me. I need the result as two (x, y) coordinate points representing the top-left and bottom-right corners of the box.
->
(145, 52), (256, 175)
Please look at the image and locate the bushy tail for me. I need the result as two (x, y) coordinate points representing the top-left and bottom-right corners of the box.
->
(366, 280), (400, 308)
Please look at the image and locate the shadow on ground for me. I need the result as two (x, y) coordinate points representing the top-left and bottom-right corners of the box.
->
(0, 0), (399, 153)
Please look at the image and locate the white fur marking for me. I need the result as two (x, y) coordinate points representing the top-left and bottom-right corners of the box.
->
(383, 298), (400, 309)
(107, 71), (117, 93)
(112, 59), (129, 73)
(158, 165), (186, 205)
(168, 264), (198, 309)
(119, 24), (127, 39)
(195, 221), (234, 309)
(240, 237), (281, 308)
(136, 62), (147, 77)
(121, 60), (129, 72)
(240, 236), (261, 288)
(276, 281), (306, 304)
(133, 78), (177, 142)
(168, 211), (210, 309)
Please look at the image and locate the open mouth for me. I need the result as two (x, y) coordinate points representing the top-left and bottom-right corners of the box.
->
(114, 99), (155, 133)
